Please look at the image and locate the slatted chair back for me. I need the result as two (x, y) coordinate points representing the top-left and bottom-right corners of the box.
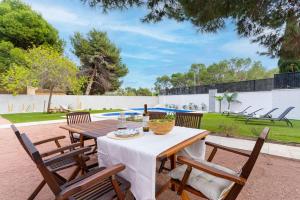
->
(20, 133), (62, 195)
(175, 113), (203, 129)
(277, 107), (295, 120)
(66, 112), (91, 125)
(149, 111), (167, 120)
(11, 125), (33, 159)
(225, 127), (270, 200)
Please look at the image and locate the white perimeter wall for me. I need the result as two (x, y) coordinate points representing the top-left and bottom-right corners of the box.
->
(158, 94), (209, 110)
(272, 89), (300, 120)
(1, 88), (299, 119)
(0, 95), (158, 114)
(216, 91), (273, 113)
(159, 88), (300, 119)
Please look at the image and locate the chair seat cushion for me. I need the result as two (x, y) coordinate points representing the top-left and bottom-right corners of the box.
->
(72, 133), (92, 141)
(72, 133), (80, 139)
(169, 160), (237, 200)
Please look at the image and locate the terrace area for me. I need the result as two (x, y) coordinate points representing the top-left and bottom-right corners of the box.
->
(1, 0), (300, 200)
(1, 120), (300, 200)
(0, 99), (300, 200)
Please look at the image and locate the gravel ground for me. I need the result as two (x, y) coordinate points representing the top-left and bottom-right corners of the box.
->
(0, 116), (10, 125)
(0, 123), (299, 200)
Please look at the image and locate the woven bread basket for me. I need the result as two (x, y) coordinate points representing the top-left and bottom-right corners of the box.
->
(148, 120), (175, 135)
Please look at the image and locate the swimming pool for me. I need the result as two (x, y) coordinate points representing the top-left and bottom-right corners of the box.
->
(101, 112), (140, 116)
(100, 107), (190, 116)
(131, 107), (190, 113)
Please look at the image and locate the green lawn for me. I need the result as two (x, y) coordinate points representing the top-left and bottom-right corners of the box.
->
(202, 113), (300, 144)
(2, 111), (299, 144)
(1, 109), (123, 123)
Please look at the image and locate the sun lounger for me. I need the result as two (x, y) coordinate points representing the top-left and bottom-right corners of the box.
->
(246, 107), (295, 127)
(222, 106), (252, 116)
(245, 108), (279, 123)
(233, 108), (263, 119)
(241, 108), (264, 117)
(59, 105), (84, 113)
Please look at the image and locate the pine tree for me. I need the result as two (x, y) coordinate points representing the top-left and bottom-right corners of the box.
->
(71, 29), (128, 95)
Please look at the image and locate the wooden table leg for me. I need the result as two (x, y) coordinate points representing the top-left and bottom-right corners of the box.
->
(80, 134), (84, 147)
(170, 154), (176, 191)
(170, 154), (176, 169)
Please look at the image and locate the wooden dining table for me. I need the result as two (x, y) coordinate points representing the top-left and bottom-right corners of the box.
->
(60, 119), (141, 141)
(59, 119), (209, 197)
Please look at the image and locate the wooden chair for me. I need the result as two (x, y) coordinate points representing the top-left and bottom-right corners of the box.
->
(158, 112), (203, 173)
(66, 112), (92, 143)
(66, 112), (98, 155)
(169, 127), (270, 200)
(175, 112), (203, 129)
(11, 125), (92, 200)
(20, 132), (130, 200)
(149, 111), (166, 120)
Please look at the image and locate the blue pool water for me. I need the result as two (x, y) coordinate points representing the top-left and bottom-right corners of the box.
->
(102, 112), (140, 116)
(101, 107), (190, 116)
(131, 107), (190, 113)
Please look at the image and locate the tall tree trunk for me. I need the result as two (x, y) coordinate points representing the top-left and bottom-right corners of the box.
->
(47, 86), (54, 113)
(85, 67), (97, 95)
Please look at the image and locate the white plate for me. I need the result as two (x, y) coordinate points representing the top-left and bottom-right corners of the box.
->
(106, 129), (143, 140)
(106, 131), (144, 140)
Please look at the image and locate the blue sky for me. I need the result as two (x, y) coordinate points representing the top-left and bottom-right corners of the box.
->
(24, 0), (278, 89)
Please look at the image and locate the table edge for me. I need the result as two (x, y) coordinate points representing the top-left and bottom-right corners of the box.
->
(157, 130), (210, 159)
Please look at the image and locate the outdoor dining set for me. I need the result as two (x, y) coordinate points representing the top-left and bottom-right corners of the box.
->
(11, 109), (270, 200)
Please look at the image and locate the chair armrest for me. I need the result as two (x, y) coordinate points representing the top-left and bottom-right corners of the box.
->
(177, 156), (246, 185)
(41, 143), (81, 157)
(33, 135), (66, 146)
(56, 164), (126, 200)
(205, 141), (251, 157)
(44, 147), (91, 166)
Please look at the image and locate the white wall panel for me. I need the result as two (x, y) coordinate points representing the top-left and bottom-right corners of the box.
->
(159, 89), (300, 119)
(0, 95), (158, 114)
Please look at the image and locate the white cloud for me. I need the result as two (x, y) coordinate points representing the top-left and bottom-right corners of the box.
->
(26, 2), (87, 26)
(24, 1), (214, 45)
(220, 39), (263, 57)
(104, 24), (187, 44)
(220, 39), (278, 68)
(121, 52), (156, 60)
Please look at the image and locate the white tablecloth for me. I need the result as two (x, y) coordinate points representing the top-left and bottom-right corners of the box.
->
(97, 126), (207, 200)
